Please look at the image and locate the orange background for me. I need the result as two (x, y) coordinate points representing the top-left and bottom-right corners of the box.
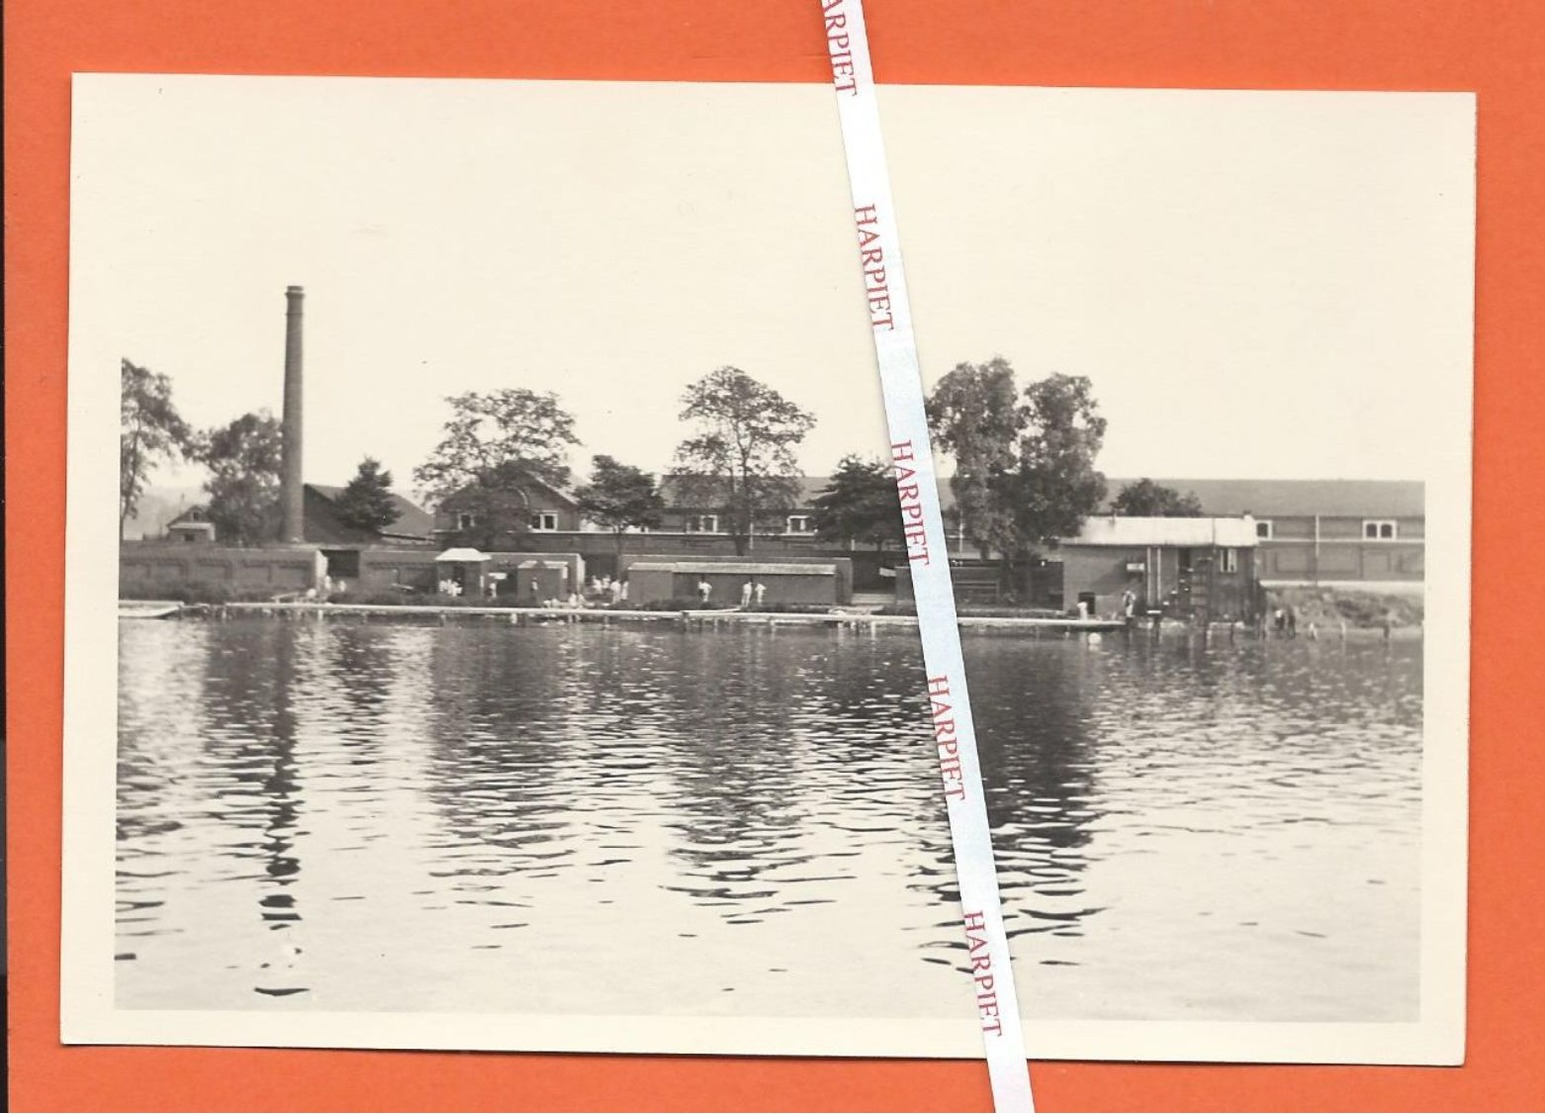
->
(6, 0), (1544, 1110)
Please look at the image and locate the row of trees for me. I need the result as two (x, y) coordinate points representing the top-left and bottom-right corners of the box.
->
(404, 367), (897, 556)
(122, 354), (1200, 558)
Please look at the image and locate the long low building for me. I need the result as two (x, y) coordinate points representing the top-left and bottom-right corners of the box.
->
(1109, 478), (1424, 586)
(625, 560), (843, 607)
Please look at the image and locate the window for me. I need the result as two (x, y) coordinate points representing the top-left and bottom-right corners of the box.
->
(686, 514), (719, 534)
(786, 515), (812, 534)
(1220, 547), (1238, 574)
(456, 512), (480, 530)
(1363, 520), (1398, 540)
(1255, 519), (1274, 540)
(529, 511), (559, 531)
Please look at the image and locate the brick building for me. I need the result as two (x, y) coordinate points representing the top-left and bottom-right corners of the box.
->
(1108, 478), (1424, 586)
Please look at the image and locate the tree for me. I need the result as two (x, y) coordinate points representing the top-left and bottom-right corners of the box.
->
(1112, 478), (1204, 517)
(575, 455), (666, 554)
(412, 389), (580, 506)
(672, 366), (816, 555)
(924, 357), (1023, 559)
(1011, 373), (1108, 549)
(120, 359), (192, 538)
(810, 455), (902, 551)
(334, 457), (401, 534)
(413, 389), (580, 547)
(925, 361), (1107, 581)
(197, 411), (284, 545)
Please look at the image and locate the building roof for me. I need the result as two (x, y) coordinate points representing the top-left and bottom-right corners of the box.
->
(436, 470), (583, 512)
(1067, 515), (1259, 548)
(1105, 478), (1424, 519)
(629, 561), (838, 576)
(660, 475), (835, 507)
(306, 484), (435, 540)
(654, 474), (1423, 519)
(435, 547), (492, 562)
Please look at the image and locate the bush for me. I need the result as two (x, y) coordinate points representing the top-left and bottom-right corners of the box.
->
(1268, 586), (1423, 629)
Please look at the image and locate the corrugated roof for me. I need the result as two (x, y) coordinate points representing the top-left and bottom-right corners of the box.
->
(1068, 516), (1259, 548)
(629, 561), (837, 576)
(1105, 478), (1424, 519)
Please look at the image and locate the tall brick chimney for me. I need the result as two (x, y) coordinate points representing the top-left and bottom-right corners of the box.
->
(280, 285), (305, 543)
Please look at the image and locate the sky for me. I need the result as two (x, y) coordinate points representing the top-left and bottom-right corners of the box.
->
(71, 77), (1474, 498)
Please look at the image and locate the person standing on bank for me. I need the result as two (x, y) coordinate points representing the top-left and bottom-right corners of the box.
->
(754, 581), (767, 607)
(741, 580), (754, 607)
(698, 577), (712, 604)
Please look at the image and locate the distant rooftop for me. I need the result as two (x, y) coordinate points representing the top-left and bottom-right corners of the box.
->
(1069, 515), (1260, 548)
(1105, 478), (1424, 519)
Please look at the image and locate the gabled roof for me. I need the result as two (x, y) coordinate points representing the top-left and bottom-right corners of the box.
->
(167, 506), (211, 526)
(306, 484), (436, 540)
(1105, 478), (1424, 519)
(1068, 515), (1260, 548)
(435, 470), (583, 511)
(659, 475), (834, 507)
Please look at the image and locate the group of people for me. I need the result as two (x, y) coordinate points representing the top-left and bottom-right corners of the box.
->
(587, 575), (629, 605)
(695, 578), (769, 607)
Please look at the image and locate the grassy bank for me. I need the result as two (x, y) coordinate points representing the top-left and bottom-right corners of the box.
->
(1267, 585), (1423, 630)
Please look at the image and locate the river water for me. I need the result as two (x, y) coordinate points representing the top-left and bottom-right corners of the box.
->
(116, 618), (1422, 1023)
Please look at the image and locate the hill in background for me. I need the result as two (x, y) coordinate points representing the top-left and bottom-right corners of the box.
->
(122, 485), (205, 540)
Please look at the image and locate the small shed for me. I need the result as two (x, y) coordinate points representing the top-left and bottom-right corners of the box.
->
(627, 561), (840, 607)
(512, 558), (571, 604)
(434, 547), (492, 596)
(1060, 516), (1259, 621)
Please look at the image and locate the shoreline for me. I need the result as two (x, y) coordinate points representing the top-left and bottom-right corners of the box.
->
(119, 600), (1421, 639)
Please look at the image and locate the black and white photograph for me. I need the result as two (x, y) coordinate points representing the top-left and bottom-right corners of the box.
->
(64, 76), (1471, 1062)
